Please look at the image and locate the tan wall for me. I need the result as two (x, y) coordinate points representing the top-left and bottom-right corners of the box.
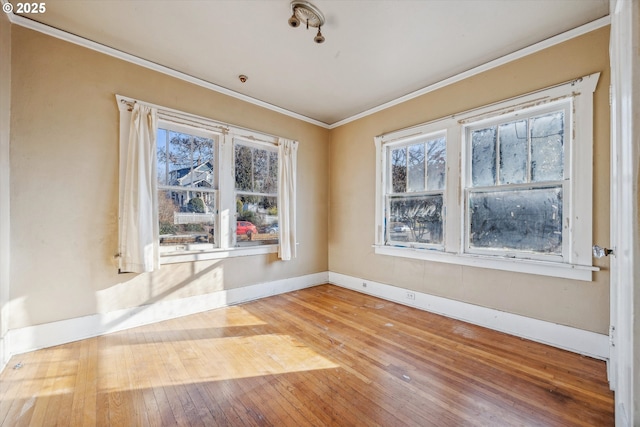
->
(329, 27), (611, 334)
(0, 13), (11, 342)
(9, 26), (329, 329)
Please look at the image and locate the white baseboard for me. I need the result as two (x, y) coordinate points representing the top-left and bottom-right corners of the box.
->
(4, 270), (610, 365)
(328, 272), (610, 360)
(6, 271), (328, 358)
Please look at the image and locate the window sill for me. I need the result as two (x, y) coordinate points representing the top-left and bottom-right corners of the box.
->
(160, 245), (278, 264)
(373, 245), (598, 281)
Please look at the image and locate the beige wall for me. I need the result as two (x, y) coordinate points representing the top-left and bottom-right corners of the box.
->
(8, 24), (611, 337)
(329, 27), (611, 334)
(9, 27), (329, 329)
(0, 13), (11, 347)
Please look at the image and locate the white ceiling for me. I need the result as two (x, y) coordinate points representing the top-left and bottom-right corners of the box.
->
(11, 0), (610, 126)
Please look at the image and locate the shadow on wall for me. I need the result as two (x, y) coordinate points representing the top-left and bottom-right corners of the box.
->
(95, 260), (225, 334)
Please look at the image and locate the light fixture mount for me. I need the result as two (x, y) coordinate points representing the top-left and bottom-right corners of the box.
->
(290, 1), (325, 28)
(288, 0), (326, 43)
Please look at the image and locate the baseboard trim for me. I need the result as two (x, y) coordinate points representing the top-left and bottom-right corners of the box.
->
(328, 272), (609, 360)
(4, 270), (609, 363)
(6, 271), (328, 358)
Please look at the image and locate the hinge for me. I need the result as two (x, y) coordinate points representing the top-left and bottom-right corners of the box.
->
(609, 325), (615, 347)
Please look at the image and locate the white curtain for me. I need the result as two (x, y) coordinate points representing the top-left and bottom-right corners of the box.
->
(278, 138), (298, 260)
(119, 104), (159, 273)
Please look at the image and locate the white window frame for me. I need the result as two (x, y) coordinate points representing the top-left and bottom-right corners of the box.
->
(232, 136), (279, 247)
(374, 73), (600, 281)
(156, 121), (221, 254)
(117, 95), (281, 265)
(383, 130), (447, 250)
(462, 101), (571, 262)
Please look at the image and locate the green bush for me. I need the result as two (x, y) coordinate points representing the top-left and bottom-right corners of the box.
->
(187, 197), (206, 213)
(184, 223), (204, 232)
(160, 222), (177, 235)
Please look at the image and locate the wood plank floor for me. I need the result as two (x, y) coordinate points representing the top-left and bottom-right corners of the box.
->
(0, 284), (614, 426)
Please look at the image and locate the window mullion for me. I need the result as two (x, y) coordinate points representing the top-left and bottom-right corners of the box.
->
(405, 146), (409, 192)
(495, 125), (501, 185)
(527, 118), (532, 183)
(423, 142), (428, 191)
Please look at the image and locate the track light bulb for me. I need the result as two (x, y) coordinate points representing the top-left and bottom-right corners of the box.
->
(314, 27), (325, 44)
(288, 13), (300, 27)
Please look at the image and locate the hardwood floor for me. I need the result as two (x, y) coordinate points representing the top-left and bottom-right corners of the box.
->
(0, 284), (614, 426)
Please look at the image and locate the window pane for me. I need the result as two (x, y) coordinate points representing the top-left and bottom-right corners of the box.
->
(189, 134), (215, 186)
(471, 127), (496, 187)
(157, 129), (169, 185)
(158, 129), (215, 188)
(388, 194), (443, 244)
(499, 120), (527, 185)
(391, 147), (407, 193)
(158, 189), (216, 246)
(427, 137), (446, 191)
(267, 151), (278, 194)
(253, 148), (268, 193)
(469, 186), (562, 254)
(531, 111), (564, 182)
(236, 195), (278, 246)
(407, 143), (425, 192)
(235, 144), (253, 191)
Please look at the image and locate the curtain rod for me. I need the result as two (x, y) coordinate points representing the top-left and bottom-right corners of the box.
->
(116, 95), (295, 145)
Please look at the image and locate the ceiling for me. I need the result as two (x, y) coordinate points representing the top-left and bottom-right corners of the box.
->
(10, 0), (610, 126)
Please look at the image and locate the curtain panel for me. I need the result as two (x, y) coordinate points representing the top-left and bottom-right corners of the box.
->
(118, 104), (160, 273)
(278, 138), (298, 260)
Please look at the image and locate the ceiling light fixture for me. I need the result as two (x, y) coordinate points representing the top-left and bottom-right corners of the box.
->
(288, 0), (325, 44)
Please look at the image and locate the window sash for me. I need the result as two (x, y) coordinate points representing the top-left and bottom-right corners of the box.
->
(233, 139), (279, 248)
(464, 182), (567, 261)
(463, 102), (570, 261)
(385, 191), (445, 248)
(372, 73), (599, 280)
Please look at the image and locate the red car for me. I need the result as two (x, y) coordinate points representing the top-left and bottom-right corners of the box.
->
(236, 221), (258, 238)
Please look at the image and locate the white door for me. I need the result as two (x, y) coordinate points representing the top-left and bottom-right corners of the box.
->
(608, 1), (638, 426)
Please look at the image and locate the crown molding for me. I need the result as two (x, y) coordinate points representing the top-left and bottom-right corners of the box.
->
(6, 10), (331, 129)
(329, 15), (610, 129)
(6, 8), (609, 130)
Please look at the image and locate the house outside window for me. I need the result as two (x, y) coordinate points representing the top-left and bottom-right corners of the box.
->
(157, 126), (218, 250)
(374, 73), (600, 281)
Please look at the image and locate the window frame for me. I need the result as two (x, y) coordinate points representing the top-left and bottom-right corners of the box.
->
(117, 95), (283, 265)
(156, 121), (221, 254)
(462, 101), (571, 262)
(374, 73), (600, 281)
(232, 136), (279, 248)
(383, 130), (447, 250)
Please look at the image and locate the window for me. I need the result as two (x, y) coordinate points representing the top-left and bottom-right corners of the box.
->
(464, 104), (569, 261)
(374, 73), (600, 280)
(117, 95), (296, 266)
(234, 139), (279, 246)
(157, 126), (218, 251)
(385, 133), (446, 247)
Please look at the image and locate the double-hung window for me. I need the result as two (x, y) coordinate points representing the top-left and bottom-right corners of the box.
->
(375, 73), (600, 280)
(234, 139), (279, 246)
(464, 103), (569, 261)
(385, 133), (446, 247)
(117, 95), (296, 267)
(157, 125), (218, 251)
